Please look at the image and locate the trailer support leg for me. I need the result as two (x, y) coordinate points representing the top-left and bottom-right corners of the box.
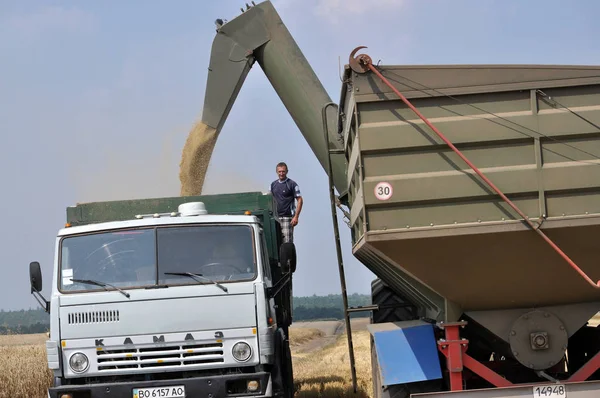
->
(438, 322), (467, 391)
(437, 322), (513, 390)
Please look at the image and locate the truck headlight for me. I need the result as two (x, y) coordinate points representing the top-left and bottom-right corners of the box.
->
(69, 352), (89, 373)
(232, 342), (252, 362)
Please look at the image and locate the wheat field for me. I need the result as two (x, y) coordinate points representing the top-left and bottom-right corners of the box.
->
(0, 327), (371, 398)
(0, 333), (52, 398)
(4, 315), (600, 398)
(292, 329), (372, 397)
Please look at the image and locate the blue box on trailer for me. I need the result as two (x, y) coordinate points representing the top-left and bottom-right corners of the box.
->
(368, 320), (442, 386)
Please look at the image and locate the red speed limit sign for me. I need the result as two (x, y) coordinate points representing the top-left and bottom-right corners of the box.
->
(374, 182), (393, 201)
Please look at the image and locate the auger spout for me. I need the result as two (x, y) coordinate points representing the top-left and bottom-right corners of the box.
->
(184, 0), (347, 198)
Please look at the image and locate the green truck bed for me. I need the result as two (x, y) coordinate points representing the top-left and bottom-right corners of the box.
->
(65, 191), (282, 261)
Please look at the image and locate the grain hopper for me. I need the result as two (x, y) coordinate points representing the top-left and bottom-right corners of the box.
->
(341, 48), (600, 397)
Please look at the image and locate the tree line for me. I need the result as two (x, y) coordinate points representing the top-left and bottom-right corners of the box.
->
(1, 294), (372, 334)
(292, 293), (372, 321)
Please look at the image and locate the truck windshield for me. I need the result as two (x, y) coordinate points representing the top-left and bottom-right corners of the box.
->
(59, 225), (256, 293)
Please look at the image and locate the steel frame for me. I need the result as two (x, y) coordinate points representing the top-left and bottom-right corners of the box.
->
(437, 321), (600, 391)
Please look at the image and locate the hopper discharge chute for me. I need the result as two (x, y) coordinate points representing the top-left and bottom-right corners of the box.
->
(179, 1), (347, 198)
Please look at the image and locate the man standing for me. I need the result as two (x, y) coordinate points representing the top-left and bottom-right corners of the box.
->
(270, 162), (303, 243)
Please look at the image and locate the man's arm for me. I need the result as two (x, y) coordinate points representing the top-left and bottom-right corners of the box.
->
(295, 196), (303, 217)
(291, 183), (303, 226)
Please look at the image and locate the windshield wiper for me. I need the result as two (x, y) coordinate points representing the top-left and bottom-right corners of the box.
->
(164, 272), (228, 293)
(70, 278), (131, 298)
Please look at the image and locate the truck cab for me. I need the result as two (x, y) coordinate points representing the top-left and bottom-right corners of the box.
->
(29, 193), (295, 398)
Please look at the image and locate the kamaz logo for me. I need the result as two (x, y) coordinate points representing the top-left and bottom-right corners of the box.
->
(153, 335), (165, 343)
(214, 331), (223, 338)
(93, 333), (212, 347)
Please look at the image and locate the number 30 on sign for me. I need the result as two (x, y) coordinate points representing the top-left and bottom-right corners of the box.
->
(374, 182), (393, 201)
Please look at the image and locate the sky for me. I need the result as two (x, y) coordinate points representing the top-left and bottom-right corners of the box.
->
(1, 0), (599, 311)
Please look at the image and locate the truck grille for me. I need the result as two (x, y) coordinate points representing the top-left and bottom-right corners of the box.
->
(68, 310), (120, 325)
(96, 342), (224, 371)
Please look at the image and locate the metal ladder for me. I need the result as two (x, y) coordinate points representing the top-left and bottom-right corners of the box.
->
(321, 102), (360, 393)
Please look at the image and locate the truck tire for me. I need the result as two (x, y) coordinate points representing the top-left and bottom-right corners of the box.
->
(273, 328), (294, 398)
(371, 279), (417, 324)
(279, 242), (296, 273)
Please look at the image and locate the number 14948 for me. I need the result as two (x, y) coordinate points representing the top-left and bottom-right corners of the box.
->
(533, 385), (566, 397)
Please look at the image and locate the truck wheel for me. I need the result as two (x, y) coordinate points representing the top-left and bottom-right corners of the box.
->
(274, 328), (294, 398)
(279, 242), (296, 273)
(282, 337), (294, 398)
(371, 338), (442, 398)
(371, 279), (417, 324)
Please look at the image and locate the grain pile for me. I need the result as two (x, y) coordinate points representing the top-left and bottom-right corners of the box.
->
(179, 121), (218, 196)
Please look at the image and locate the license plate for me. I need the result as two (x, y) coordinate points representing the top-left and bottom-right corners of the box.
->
(532, 384), (567, 397)
(133, 385), (186, 398)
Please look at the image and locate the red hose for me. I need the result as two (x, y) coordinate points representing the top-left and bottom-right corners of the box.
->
(359, 57), (600, 289)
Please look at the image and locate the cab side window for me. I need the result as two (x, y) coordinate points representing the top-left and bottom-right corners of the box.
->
(259, 230), (272, 283)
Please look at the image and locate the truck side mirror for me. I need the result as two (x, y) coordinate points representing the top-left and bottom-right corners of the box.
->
(30, 261), (43, 293)
(279, 242), (296, 273)
(29, 261), (49, 313)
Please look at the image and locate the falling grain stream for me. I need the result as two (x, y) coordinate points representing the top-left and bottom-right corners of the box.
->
(179, 121), (218, 196)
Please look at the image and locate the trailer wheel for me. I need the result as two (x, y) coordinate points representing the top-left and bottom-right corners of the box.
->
(371, 279), (417, 323)
(371, 336), (442, 398)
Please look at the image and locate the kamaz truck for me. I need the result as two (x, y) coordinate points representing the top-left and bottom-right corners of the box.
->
(29, 192), (296, 398)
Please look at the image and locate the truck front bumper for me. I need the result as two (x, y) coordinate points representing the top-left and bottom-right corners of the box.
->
(48, 372), (273, 398)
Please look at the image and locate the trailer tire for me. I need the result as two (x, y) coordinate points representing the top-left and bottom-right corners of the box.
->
(371, 279), (417, 323)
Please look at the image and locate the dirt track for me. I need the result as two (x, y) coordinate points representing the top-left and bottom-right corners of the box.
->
(290, 317), (370, 353)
